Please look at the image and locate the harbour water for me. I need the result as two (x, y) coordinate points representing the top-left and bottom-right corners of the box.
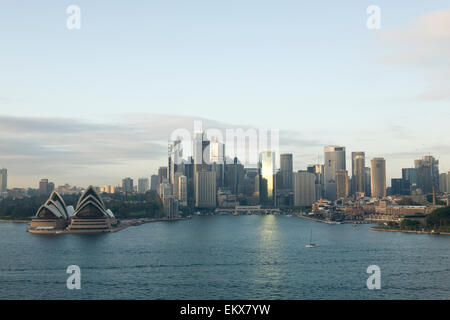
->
(0, 215), (449, 300)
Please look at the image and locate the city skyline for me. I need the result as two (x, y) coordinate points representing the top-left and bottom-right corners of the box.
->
(1, 1), (450, 305)
(1, 136), (449, 189)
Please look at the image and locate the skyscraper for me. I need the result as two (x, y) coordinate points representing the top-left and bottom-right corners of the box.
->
(391, 178), (404, 195)
(365, 167), (371, 197)
(414, 156), (439, 194)
(168, 138), (184, 186)
(224, 157), (244, 195)
(210, 136), (225, 164)
(371, 158), (386, 199)
(293, 171), (316, 207)
(448, 171), (450, 194)
(162, 195), (179, 219)
(158, 179), (173, 197)
(158, 167), (168, 184)
(280, 153), (293, 191)
(259, 151), (276, 206)
(439, 173), (448, 193)
(210, 137), (225, 188)
(137, 178), (149, 193)
(122, 177), (134, 193)
(195, 171), (216, 208)
(178, 175), (188, 206)
(351, 152), (365, 195)
(335, 170), (349, 199)
(324, 146), (346, 201)
(150, 174), (159, 191)
(173, 171), (184, 199)
(402, 168), (418, 194)
(193, 132), (210, 167)
(39, 179), (54, 196)
(193, 132), (211, 203)
(183, 157), (196, 207)
(307, 164), (324, 199)
(0, 168), (7, 196)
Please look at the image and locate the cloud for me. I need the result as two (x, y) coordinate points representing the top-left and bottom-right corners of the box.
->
(377, 9), (450, 100)
(0, 113), (321, 187)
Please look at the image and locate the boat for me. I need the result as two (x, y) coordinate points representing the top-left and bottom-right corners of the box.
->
(305, 229), (316, 248)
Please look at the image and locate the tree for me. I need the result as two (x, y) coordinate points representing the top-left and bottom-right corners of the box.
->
(426, 206), (450, 232)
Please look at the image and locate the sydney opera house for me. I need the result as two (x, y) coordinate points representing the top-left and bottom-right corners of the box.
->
(29, 186), (117, 234)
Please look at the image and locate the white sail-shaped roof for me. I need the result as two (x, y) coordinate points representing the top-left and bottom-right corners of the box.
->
(35, 191), (69, 220)
(73, 186), (115, 219)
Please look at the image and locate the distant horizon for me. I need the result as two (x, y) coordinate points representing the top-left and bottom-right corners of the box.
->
(1, 119), (447, 190)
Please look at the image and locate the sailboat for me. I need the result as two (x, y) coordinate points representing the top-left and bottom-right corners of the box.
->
(305, 229), (316, 248)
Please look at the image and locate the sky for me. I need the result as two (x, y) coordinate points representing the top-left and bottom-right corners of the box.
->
(0, 1), (449, 188)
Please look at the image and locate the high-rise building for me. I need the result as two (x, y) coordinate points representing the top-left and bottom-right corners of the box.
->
(162, 195), (179, 219)
(210, 137), (225, 187)
(391, 178), (404, 195)
(448, 171), (450, 194)
(240, 168), (258, 197)
(0, 168), (7, 196)
(48, 182), (55, 194)
(259, 151), (277, 206)
(178, 175), (188, 206)
(414, 156), (439, 194)
(193, 132), (211, 167)
(439, 173), (448, 193)
(172, 171), (183, 198)
(447, 171), (450, 194)
(168, 139), (183, 185)
(351, 152), (365, 195)
(183, 157), (196, 207)
(195, 171), (216, 208)
(137, 178), (149, 193)
(335, 170), (349, 199)
(324, 146), (346, 201)
(158, 167), (168, 184)
(210, 136), (225, 164)
(193, 132), (211, 202)
(307, 164), (324, 200)
(122, 177), (134, 193)
(150, 175), (159, 191)
(371, 158), (386, 199)
(365, 167), (371, 197)
(158, 179), (173, 197)
(224, 157), (244, 195)
(293, 171), (316, 207)
(212, 162), (225, 188)
(280, 153), (293, 191)
(39, 179), (54, 196)
(402, 168), (418, 194)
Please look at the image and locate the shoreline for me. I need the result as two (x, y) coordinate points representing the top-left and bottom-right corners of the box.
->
(371, 227), (450, 236)
(26, 217), (188, 234)
(296, 214), (368, 225)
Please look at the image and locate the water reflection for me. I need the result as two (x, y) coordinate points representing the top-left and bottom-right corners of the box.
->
(251, 215), (283, 296)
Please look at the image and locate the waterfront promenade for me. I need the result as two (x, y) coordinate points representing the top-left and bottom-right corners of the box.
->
(25, 217), (187, 234)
